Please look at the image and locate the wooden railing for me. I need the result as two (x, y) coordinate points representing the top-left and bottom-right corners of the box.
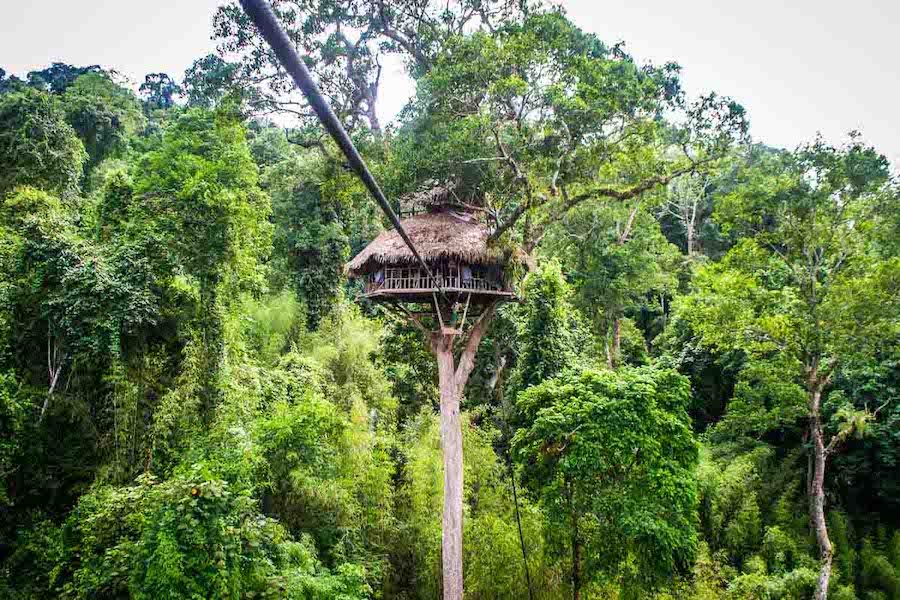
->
(364, 267), (502, 294)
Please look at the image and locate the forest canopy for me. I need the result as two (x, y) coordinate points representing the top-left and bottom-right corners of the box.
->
(0, 2), (898, 600)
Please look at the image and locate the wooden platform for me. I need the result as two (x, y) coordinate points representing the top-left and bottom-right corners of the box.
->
(362, 287), (517, 303)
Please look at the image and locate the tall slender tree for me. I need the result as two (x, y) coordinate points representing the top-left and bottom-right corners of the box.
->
(672, 139), (900, 598)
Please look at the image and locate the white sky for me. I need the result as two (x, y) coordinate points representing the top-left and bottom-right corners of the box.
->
(2, 0), (898, 168)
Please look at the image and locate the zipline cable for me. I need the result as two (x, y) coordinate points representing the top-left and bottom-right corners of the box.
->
(237, 0), (445, 297)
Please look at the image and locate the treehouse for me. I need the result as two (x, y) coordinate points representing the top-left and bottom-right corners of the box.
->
(346, 186), (521, 328)
(346, 185), (524, 595)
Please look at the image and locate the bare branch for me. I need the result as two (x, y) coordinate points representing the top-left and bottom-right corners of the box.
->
(375, 0), (431, 70)
(460, 156), (508, 164)
(493, 157), (715, 248)
(618, 204), (640, 245)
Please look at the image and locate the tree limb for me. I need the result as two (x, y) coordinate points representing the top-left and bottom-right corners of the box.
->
(375, 0), (431, 70)
(493, 164), (703, 246)
(455, 301), (498, 389)
(618, 204), (640, 245)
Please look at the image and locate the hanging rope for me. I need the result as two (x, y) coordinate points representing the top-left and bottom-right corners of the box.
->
(497, 353), (535, 599)
(509, 460), (535, 600)
(237, 0), (444, 297)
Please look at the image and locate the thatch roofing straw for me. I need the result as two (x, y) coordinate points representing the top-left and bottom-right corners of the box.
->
(346, 211), (509, 276)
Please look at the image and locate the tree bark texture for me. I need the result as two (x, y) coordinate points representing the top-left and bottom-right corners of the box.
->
(604, 207), (636, 371)
(808, 382), (833, 600)
(429, 303), (497, 600)
(686, 197), (698, 257)
(604, 317), (622, 370)
(39, 333), (65, 424)
(611, 318), (621, 368)
(433, 335), (463, 600)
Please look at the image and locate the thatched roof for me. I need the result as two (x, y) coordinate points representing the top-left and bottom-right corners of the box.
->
(346, 210), (509, 276)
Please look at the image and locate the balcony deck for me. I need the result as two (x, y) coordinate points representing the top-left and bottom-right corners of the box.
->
(360, 269), (517, 302)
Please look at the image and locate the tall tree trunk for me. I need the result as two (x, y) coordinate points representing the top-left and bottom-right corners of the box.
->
(603, 325), (613, 370)
(605, 206), (637, 371)
(808, 381), (833, 600)
(686, 198), (698, 257)
(433, 334), (464, 600)
(611, 318), (621, 368)
(366, 99), (382, 138)
(429, 303), (497, 600)
(523, 211), (535, 251)
(39, 333), (65, 424)
(605, 317), (621, 370)
(686, 220), (695, 256)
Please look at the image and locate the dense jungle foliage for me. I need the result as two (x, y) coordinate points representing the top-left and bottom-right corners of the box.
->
(1, 2), (899, 598)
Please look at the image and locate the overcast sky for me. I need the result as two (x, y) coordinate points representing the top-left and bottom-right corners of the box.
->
(2, 0), (898, 167)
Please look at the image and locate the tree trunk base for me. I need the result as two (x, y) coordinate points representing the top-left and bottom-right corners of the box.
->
(434, 335), (464, 600)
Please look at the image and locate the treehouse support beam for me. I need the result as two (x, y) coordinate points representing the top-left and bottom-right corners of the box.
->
(426, 300), (497, 600)
(432, 332), (463, 600)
